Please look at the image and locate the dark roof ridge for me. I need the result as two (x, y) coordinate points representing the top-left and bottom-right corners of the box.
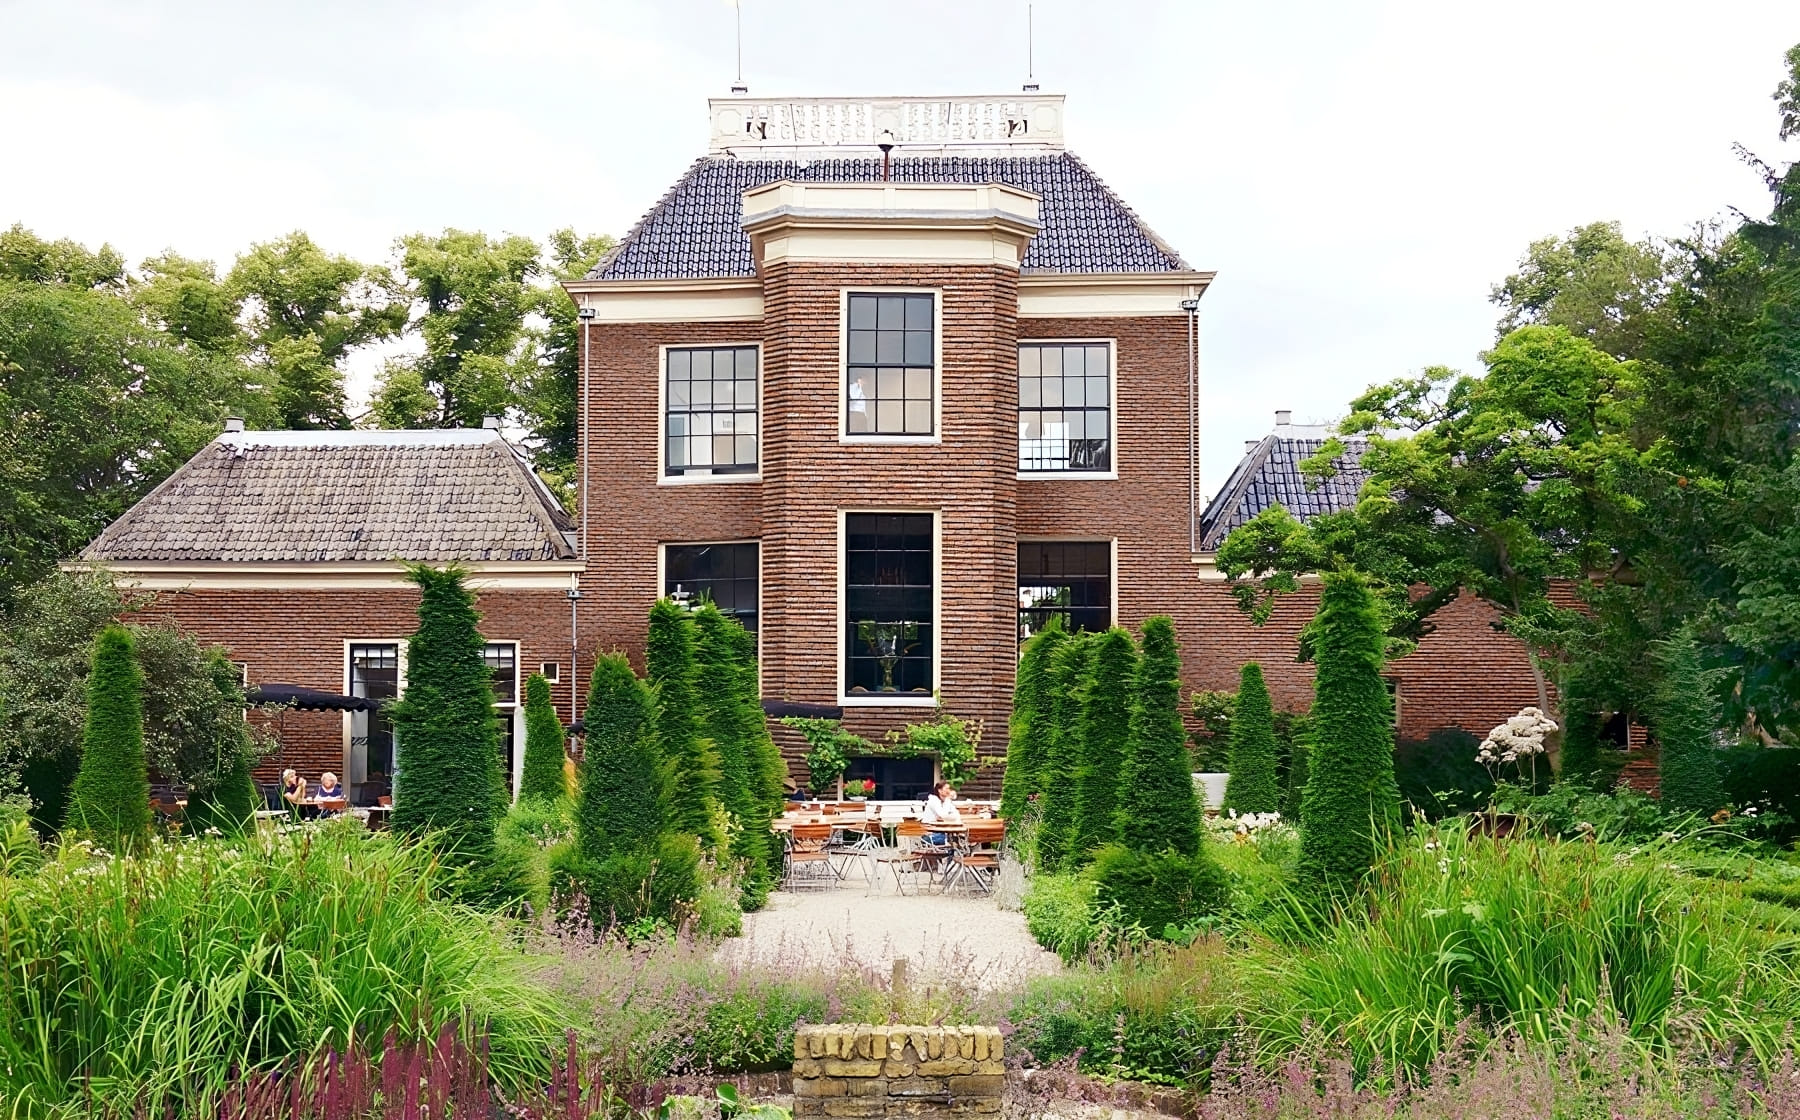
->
(585, 156), (712, 281)
(1198, 431), (1372, 553)
(1199, 434), (1280, 551)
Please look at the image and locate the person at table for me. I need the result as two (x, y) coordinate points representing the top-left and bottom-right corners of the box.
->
(280, 769), (307, 807)
(316, 771), (343, 801)
(922, 780), (962, 844)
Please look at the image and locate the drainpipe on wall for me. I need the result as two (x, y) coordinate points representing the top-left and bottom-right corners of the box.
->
(578, 304), (596, 557)
(1181, 297), (1201, 553)
(567, 578), (582, 726)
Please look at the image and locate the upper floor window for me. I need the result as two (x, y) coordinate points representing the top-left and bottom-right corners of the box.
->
(846, 293), (935, 437)
(1020, 342), (1112, 472)
(666, 346), (758, 477)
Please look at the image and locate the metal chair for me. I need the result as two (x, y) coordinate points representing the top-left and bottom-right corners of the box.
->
(870, 819), (939, 895)
(783, 822), (840, 890)
(942, 820), (1006, 895)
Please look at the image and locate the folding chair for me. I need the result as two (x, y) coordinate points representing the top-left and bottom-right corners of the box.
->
(870, 819), (940, 895)
(783, 822), (840, 890)
(942, 820), (1006, 895)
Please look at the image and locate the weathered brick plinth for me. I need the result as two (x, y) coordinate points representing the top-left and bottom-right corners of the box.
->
(791, 1024), (1005, 1117)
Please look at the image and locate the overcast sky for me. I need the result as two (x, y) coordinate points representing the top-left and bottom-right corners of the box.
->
(2, 1), (1796, 493)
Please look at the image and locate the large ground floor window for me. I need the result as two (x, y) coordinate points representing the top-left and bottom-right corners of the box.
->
(842, 755), (935, 801)
(844, 512), (934, 697)
(347, 642), (400, 797)
(1017, 540), (1112, 643)
(665, 541), (760, 631)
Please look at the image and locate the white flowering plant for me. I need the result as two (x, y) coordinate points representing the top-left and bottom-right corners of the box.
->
(1476, 706), (1559, 788)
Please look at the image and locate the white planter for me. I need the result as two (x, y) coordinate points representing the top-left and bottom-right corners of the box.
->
(1193, 772), (1229, 811)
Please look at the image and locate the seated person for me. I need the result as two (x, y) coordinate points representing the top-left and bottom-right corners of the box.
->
(316, 771), (344, 801)
(921, 780), (961, 845)
(280, 769), (307, 806)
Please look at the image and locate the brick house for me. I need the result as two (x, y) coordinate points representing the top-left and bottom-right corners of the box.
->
(77, 423), (584, 802)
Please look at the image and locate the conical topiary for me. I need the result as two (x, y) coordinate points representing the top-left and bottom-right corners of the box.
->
(1001, 616), (1068, 821)
(1653, 629), (1726, 817)
(1034, 633), (1094, 873)
(65, 624), (151, 852)
(1113, 617), (1203, 857)
(577, 652), (663, 861)
(389, 565), (504, 863)
(694, 604), (771, 905)
(518, 672), (569, 803)
(1224, 662), (1282, 814)
(1296, 571), (1401, 897)
(646, 598), (721, 851)
(1071, 627), (1136, 860)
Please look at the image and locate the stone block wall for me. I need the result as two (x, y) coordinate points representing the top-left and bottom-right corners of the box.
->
(791, 1025), (1005, 1117)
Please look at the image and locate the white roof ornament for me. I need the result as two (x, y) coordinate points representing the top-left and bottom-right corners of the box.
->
(709, 94), (1066, 157)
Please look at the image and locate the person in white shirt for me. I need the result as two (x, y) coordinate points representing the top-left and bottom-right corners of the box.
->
(922, 780), (961, 844)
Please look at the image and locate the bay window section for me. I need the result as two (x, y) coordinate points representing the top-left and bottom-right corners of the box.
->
(665, 542), (760, 632)
(1017, 541), (1112, 642)
(1019, 343), (1112, 472)
(844, 513), (934, 696)
(665, 346), (758, 477)
(845, 293), (935, 437)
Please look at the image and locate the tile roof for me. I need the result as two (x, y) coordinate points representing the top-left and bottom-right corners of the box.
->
(588, 152), (1188, 281)
(81, 429), (577, 564)
(1198, 432), (1370, 552)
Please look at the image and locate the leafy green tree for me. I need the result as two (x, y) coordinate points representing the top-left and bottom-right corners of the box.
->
(376, 230), (540, 430)
(0, 231), (261, 597)
(1297, 572), (1401, 897)
(518, 672), (567, 803)
(1652, 630), (1727, 816)
(1072, 627), (1136, 858)
(389, 565), (504, 862)
(64, 625), (150, 851)
(1034, 633), (1093, 873)
(646, 598), (720, 851)
(577, 652), (662, 862)
(1114, 617), (1202, 857)
(1224, 662), (1282, 814)
(1000, 616), (1066, 821)
(517, 229), (614, 501)
(226, 231), (406, 429)
(132, 251), (245, 356)
(1490, 221), (1671, 359)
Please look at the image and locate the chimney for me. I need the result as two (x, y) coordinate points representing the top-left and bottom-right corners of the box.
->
(1274, 410), (1292, 427)
(481, 415), (502, 430)
(222, 417), (245, 433)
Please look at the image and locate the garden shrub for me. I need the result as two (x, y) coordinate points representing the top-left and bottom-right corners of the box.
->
(577, 652), (662, 862)
(1072, 627), (1135, 859)
(647, 598), (721, 851)
(1296, 571), (1400, 897)
(1005, 939), (1243, 1085)
(1001, 616), (1067, 820)
(1114, 617), (1202, 856)
(64, 624), (151, 852)
(1088, 842), (1231, 940)
(1653, 629), (1727, 817)
(182, 744), (258, 837)
(1393, 727), (1492, 818)
(389, 565), (505, 864)
(494, 795), (575, 913)
(560, 832), (704, 929)
(1224, 662), (1281, 814)
(1034, 633), (1093, 873)
(518, 671), (568, 803)
(1022, 871), (1100, 962)
(1719, 745), (1800, 842)
(0, 829), (564, 1115)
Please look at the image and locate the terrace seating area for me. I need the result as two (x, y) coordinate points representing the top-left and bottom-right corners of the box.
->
(773, 800), (1006, 896)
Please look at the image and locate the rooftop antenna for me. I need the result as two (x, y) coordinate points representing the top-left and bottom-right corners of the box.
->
(1022, 3), (1039, 92)
(730, 0), (748, 94)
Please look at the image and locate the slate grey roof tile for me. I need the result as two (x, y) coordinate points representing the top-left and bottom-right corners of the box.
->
(1198, 435), (1370, 552)
(81, 430), (576, 564)
(588, 152), (1188, 281)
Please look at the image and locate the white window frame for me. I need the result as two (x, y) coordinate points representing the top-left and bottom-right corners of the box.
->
(1015, 536), (1118, 643)
(343, 639), (407, 790)
(657, 342), (763, 486)
(837, 508), (942, 707)
(485, 641), (524, 798)
(1016, 337), (1119, 481)
(838, 288), (945, 445)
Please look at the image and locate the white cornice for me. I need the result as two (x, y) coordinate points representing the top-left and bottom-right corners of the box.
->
(1019, 271), (1215, 318)
(560, 278), (764, 323)
(742, 181), (1041, 271)
(61, 559), (586, 592)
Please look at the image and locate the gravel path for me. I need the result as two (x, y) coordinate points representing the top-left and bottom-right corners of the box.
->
(718, 871), (1061, 990)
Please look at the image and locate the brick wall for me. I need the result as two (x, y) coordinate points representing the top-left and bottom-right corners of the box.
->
(131, 586), (577, 785)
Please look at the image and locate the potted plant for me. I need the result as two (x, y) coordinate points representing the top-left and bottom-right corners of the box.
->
(845, 777), (876, 801)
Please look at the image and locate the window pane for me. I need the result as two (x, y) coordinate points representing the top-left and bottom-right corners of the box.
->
(1019, 347), (1040, 376)
(849, 330), (876, 364)
(666, 346), (760, 477)
(877, 400), (902, 433)
(1017, 542), (1111, 642)
(877, 367), (904, 398)
(666, 543), (761, 632)
(1042, 379), (1062, 407)
(845, 513), (933, 694)
(876, 330), (903, 364)
(849, 295), (877, 329)
(1021, 378), (1039, 407)
(905, 368), (930, 399)
(904, 295), (932, 330)
(904, 401), (931, 433)
(904, 330), (931, 366)
(1064, 377), (1085, 407)
(877, 296), (905, 329)
(846, 291), (935, 438)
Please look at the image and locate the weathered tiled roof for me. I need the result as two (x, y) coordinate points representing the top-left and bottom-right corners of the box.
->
(81, 429), (577, 564)
(1198, 432), (1370, 552)
(588, 153), (1188, 280)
